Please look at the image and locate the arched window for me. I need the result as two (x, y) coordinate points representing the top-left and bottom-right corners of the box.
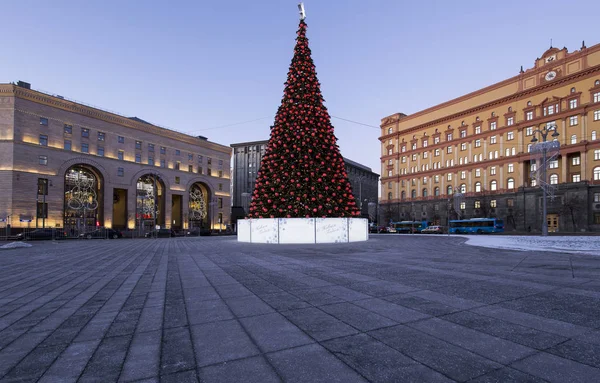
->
(490, 180), (497, 191)
(550, 174), (559, 184)
(460, 184), (466, 193)
(459, 157), (463, 165)
(473, 155), (478, 162)
(594, 167), (600, 180)
(387, 192), (393, 200)
(596, 80), (600, 86)
(527, 101), (532, 106)
(505, 148), (510, 156)
(507, 178), (515, 189)
(434, 187), (440, 196)
(571, 135), (577, 144)
(401, 191), (406, 200)
(491, 112), (495, 117)
(527, 143), (533, 152)
(475, 182), (482, 193)
(447, 185), (453, 195)
(593, 131), (597, 141)
(422, 188), (428, 197)
(508, 106), (513, 112)
(411, 189), (417, 198)
(388, 127), (392, 134)
(479, 153), (484, 161)
(571, 87), (576, 93)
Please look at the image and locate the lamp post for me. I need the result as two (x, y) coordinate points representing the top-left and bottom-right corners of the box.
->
(530, 123), (560, 237)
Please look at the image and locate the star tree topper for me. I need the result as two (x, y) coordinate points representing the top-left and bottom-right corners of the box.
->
(298, 2), (306, 20)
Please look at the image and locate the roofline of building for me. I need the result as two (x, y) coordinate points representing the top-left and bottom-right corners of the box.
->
(230, 139), (269, 148)
(381, 41), (600, 128)
(0, 83), (231, 154)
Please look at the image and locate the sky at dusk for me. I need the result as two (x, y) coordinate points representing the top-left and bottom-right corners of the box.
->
(3, 0), (600, 194)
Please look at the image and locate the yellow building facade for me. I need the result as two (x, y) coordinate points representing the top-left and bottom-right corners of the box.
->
(380, 43), (600, 232)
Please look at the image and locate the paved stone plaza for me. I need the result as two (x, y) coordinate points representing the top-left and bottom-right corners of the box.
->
(0, 236), (599, 382)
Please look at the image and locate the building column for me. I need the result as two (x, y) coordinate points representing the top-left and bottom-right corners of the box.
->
(500, 166), (504, 189)
(581, 150), (587, 181)
(561, 155), (568, 183)
(499, 135), (504, 156)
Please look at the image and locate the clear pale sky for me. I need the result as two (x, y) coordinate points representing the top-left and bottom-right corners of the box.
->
(3, 0), (600, 192)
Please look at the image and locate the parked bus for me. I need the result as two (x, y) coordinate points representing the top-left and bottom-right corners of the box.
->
(448, 218), (504, 234)
(391, 220), (430, 234)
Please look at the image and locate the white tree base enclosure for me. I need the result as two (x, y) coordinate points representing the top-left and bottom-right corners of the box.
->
(237, 218), (368, 244)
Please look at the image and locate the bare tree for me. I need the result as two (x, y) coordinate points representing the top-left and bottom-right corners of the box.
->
(561, 193), (583, 232)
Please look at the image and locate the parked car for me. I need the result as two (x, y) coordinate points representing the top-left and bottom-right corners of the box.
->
(15, 228), (67, 241)
(145, 228), (176, 238)
(369, 225), (389, 234)
(421, 225), (444, 234)
(80, 228), (123, 239)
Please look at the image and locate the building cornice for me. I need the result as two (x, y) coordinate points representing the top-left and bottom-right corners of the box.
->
(0, 84), (231, 155)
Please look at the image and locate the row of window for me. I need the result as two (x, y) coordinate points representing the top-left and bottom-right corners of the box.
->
(45, 120), (224, 166)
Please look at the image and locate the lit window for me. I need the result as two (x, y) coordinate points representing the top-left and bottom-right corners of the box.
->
(569, 99), (578, 109)
(475, 182), (481, 192)
(447, 133), (453, 141)
(508, 163), (514, 173)
(64, 140), (71, 151)
(490, 167), (496, 175)
(475, 139), (481, 148)
(593, 131), (598, 141)
(401, 156), (406, 163)
(595, 150), (600, 160)
(507, 117), (514, 126)
(475, 126), (481, 134)
(531, 163), (537, 171)
(594, 92), (600, 103)
(412, 143), (417, 150)
(412, 154), (417, 161)
(571, 135), (577, 144)
(460, 184), (466, 193)
(434, 175), (439, 183)
(460, 130), (467, 138)
(388, 149), (392, 155)
(572, 157), (581, 166)
(491, 200), (497, 208)
(461, 142), (467, 151)
(117, 167), (124, 177)
(595, 193), (600, 203)
(461, 171), (466, 179)
(401, 146), (406, 153)
(507, 178), (515, 189)
(423, 152), (428, 159)
(447, 146), (452, 154)
(507, 131), (514, 140)
(490, 180), (497, 190)
(595, 167), (600, 180)
(526, 111), (533, 120)
(388, 127), (392, 134)
(423, 140), (428, 148)
(434, 137), (440, 144)
(475, 168), (481, 177)
(388, 170), (392, 177)
(550, 174), (558, 184)
(490, 121), (497, 130)
(64, 124), (72, 134)
(460, 201), (466, 210)
(135, 154), (141, 163)
(527, 144), (533, 153)
(447, 173), (452, 181)
(549, 160), (558, 169)
(475, 200), (481, 208)
(526, 127), (533, 136)
(38, 155), (48, 165)
(447, 185), (453, 195)
(572, 174), (581, 182)
(531, 178), (537, 187)
(118, 150), (124, 160)
(434, 149), (440, 157)
(594, 110), (600, 121)
(569, 116), (578, 126)
(490, 136), (497, 144)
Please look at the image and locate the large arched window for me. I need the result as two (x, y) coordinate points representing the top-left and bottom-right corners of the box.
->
(475, 182), (482, 193)
(490, 180), (497, 191)
(550, 174), (559, 184)
(507, 178), (515, 189)
(387, 192), (393, 200)
(434, 187), (440, 196)
(571, 135), (577, 144)
(594, 167), (600, 180)
(447, 185), (453, 195)
(460, 184), (466, 193)
(411, 189), (417, 198)
(388, 127), (393, 134)
(422, 188), (428, 197)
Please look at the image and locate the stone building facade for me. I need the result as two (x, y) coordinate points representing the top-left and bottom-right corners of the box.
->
(0, 82), (231, 233)
(231, 139), (379, 218)
(380, 43), (600, 232)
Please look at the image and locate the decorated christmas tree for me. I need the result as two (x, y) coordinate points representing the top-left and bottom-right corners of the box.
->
(248, 15), (360, 219)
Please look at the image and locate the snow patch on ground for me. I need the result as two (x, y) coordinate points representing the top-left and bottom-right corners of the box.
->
(460, 235), (600, 256)
(0, 242), (33, 250)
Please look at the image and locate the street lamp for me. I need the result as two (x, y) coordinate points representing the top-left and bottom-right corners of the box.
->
(530, 123), (560, 237)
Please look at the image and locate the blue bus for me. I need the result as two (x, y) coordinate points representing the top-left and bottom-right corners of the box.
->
(449, 218), (504, 234)
(391, 220), (430, 234)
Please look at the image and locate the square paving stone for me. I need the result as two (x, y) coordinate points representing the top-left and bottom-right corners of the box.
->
(224, 296), (275, 318)
(119, 330), (161, 382)
(383, 294), (462, 316)
(213, 283), (253, 299)
(198, 356), (281, 383)
(78, 335), (131, 383)
(161, 327), (196, 376)
(282, 307), (359, 341)
(240, 312), (313, 352)
(267, 343), (367, 383)
(258, 291), (312, 311)
(288, 288), (346, 306)
(190, 319), (259, 367)
(37, 340), (100, 383)
(322, 333), (453, 382)
(369, 325), (502, 382)
(352, 298), (430, 323)
(442, 311), (569, 349)
(319, 302), (397, 331)
(186, 299), (234, 325)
